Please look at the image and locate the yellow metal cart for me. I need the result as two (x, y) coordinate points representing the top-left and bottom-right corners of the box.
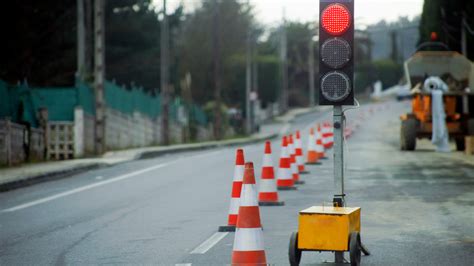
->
(289, 206), (369, 265)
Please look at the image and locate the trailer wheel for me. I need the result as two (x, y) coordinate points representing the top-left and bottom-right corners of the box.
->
(401, 118), (417, 150)
(349, 232), (361, 266)
(289, 232), (302, 266)
(455, 138), (465, 151)
(468, 119), (474, 135)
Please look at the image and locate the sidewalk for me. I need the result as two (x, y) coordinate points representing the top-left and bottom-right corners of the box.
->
(0, 107), (319, 191)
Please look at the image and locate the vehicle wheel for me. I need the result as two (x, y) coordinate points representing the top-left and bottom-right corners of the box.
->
(289, 232), (302, 266)
(401, 118), (417, 151)
(349, 232), (361, 266)
(468, 119), (474, 135)
(455, 138), (465, 151)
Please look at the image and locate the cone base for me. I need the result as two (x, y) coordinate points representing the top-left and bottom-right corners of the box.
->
(295, 180), (305, 185)
(320, 157), (328, 160)
(218, 225), (236, 232)
(277, 186), (297, 191)
(305, 161), (322, 165)
(300, 171), (310, 174)
(259, 201), (285, 206)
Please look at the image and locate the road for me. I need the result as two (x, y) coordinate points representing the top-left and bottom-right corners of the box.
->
(0, 101), (473, 265)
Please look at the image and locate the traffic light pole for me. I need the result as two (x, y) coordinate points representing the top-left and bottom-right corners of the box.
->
(333, 105), (345, 263)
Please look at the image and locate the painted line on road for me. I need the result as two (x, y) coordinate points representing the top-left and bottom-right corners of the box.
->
(1, 163), (169, 212)
(175, 264), (192, 266)
(190, 232), (228, 254)
(1, 150), (222, 213)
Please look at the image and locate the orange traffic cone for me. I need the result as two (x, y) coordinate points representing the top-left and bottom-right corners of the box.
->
(231, 162), (267, 265)
(258, 141), (284, 206)
(316, 124), (327, 160)
(218, 149), (245, 232)
(322, 122), (332, 149)
(295, 131), (308, 174)
(327, 123), (334, 148)
(289, 135), (303, 185)
(306, 128), (320, 165)
(277, 136), (296, 190)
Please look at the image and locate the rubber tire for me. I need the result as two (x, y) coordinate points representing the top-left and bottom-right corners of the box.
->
(401, 118), (417, 151)
(468, 119), (474, 135)
(455, 138), (465, 151)
(349, 232), (361, 266)
(289, 232), (302, 266)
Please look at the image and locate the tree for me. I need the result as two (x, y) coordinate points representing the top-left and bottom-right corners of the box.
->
(177, 0), (257, 105)
(419, 0), (474, 60)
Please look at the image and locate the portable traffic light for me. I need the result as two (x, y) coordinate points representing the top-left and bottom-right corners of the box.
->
(319, 0), (354, 106)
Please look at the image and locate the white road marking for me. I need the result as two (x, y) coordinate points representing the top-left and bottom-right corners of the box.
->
(190, 232), (228, 254)
(1, 150), (222, 213)
(1, 163), (169, 212)
(175, 264), (192, 266)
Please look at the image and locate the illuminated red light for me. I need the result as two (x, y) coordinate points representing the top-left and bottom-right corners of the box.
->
(321, 4), (350, 35)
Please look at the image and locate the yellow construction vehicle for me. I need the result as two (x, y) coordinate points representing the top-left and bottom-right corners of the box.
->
(400, 43), (474, 151)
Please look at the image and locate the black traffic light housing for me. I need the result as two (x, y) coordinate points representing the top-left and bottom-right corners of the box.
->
(318, 0), (355, 106)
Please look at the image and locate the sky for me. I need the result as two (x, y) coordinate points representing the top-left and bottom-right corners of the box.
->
(154, 0), (424, 28)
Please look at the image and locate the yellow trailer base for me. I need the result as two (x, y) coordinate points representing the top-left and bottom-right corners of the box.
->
(297, 206), (361, 251)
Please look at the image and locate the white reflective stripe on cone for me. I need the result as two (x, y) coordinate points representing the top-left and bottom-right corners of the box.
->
(315, 142), (324, 152)
(229, 197), (240, 214)
(233, 228), (265, 251)
(259, 178), (277, 193)
(290, 161), (298, 174)
(233, 165), (244, 181)
(278, 168), (292, 180)
(296, 154), (303, 165)
(262, 155), (272, 167)
(240, 184), (258, 206)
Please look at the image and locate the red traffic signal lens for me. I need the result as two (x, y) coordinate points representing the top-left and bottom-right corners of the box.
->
(321, 4), (350, 35)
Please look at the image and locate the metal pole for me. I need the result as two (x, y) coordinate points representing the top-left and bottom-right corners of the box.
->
(461, 13), (467, 56)
(334, 106), (345, 262)
(77, 0), (85, 79)
(161, 0), (170, 145)
(333, 105), (345, 263)
(308, 38), (315, 107)
(213, 0), (222, 140)
(245, 1), (252, 134)
(94, 0), (105, 155)
(279, 8), (288, 114)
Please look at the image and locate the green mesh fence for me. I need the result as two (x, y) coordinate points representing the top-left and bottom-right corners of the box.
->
(0, 79), (208, 127)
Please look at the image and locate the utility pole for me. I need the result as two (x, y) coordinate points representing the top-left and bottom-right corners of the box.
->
(245, 0), (252, 135)
(461, 13), (467, 56)
(161, 0), (170, 145)
(279, 8), (288, 113)
(308, 36), (315, 107)
(93, 0), (105, 155)
(390, 30), (398, 64)
(251, 38), (258, 132)
(213, 0), (222, 140)
(77, 0), (85, 80)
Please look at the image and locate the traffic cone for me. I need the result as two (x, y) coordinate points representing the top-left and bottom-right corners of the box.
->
(327, 123), (334, 148)
(218, 149), (245, 232)
(258, 141), (284, 206)
(289, 135), (303, 185)
(277, 136), (296, 190)
(323, 122), (332, 149)
(306, 128), (321, 165)
(295, 131), (308, 174)
(316, 124), (327, 160)
(231, 162), (266, 265)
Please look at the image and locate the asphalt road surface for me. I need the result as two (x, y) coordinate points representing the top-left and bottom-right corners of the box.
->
(0, 101), (473, 265)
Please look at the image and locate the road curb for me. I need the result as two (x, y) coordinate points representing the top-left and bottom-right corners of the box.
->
(0, 132), (280, 192)
(0, 163), (106, 192)
(137, 132), (279, 159)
